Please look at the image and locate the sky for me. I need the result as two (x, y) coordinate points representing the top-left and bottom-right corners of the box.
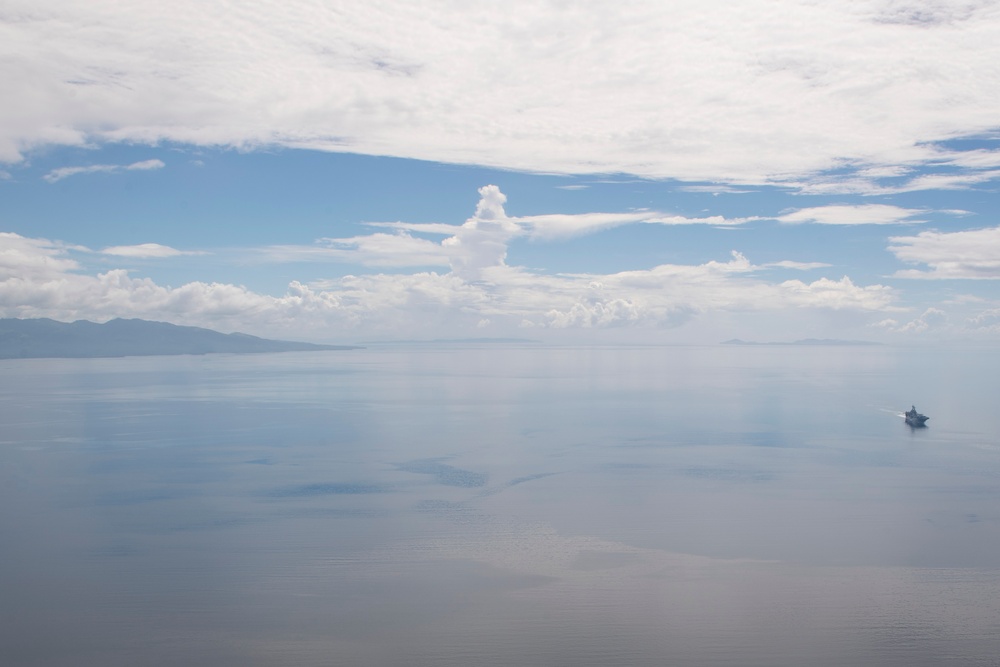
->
(3, 0), (1000, 344)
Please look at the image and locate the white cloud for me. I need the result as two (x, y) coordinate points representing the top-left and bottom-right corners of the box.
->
(325, 233), (451, 268)
(875, 307), (947, 333)
(0, 188), (898, 340)
(4, 2), (1000, 187)
(441, 185), (521, 279)
(968, 307), (1000, 331)
(793, 166), (1000, 195)
(124, 159), (163, 171)
(515, 212), (653, 240)
(248, 187), (760, 293)
(890, 169), (1000, 193)
(43, 159), (165, 183)
(261, 186), (760, 282)
(764, 261), (832, 270)
(889, 226), (1000, 279)
(0, 232), (80, 280)
(777, 204), (925, 225)
(943, 149), (1000, 169)
(362, 222), (460, 236)
(675, 185), (755, 195)
(369, 210), (750, 244)
(101, 243), (196, 258)
(514, 211), (754, 240)
(369, 186), (755, 254)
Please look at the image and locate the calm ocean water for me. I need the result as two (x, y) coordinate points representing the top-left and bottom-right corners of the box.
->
(2, 344), (1000, 666)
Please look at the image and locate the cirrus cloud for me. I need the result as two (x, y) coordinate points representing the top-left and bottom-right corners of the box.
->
(100, 243), (198, 258)
(42, 159), (165, 183)
(777, 204), (926, 225)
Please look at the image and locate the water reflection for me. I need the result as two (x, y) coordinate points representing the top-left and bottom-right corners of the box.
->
(1, 345), (999, 666)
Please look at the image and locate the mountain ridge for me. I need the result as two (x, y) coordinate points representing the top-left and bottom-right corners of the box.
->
(0, 318), (359, 359)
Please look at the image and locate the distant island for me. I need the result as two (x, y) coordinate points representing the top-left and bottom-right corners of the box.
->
(722, 338), (883, 346)
(0, 318), (360, 359)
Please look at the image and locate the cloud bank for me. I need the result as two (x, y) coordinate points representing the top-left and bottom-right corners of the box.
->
(0, 188), (900, 341)
(4, 1), (1000, 188)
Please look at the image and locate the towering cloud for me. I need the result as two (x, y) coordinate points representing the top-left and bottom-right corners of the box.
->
(443, 186), (520, 279)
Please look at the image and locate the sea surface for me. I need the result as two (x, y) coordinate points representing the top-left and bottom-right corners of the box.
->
(2, 343), (1000, 666)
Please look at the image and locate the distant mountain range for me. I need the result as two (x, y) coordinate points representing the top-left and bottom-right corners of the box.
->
(0, 318), (360, 359)
(722, 338), (883, 346)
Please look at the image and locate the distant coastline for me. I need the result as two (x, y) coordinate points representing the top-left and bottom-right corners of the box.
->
(0, 318), (361, 359)
(721, 338), (884, 347)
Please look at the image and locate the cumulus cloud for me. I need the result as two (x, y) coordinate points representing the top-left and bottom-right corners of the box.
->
(43, 159), (165, 183)
(889, 226), (1000, 279)
(4, 2), (1000, 187)
(967, 307), (1000, 332)
(875, 307), (947, 333)
(431, 186), (523, 281)
(0, 187), (898, 340)
(777, 204), (925, 225)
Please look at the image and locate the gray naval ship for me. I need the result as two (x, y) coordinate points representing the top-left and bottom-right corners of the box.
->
(905, 405), (929, 427)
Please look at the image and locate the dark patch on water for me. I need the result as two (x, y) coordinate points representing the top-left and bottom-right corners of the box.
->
(397, 458), (488, 488)
(507, 472), (556, 487)
(476, 472), (557, 498)
(265, 482), (389, 498)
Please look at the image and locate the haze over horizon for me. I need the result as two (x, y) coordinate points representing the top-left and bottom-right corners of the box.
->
(3, 1), (1000, 344)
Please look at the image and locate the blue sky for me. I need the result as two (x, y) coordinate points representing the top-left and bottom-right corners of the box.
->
(3, 1), (1000, 343)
